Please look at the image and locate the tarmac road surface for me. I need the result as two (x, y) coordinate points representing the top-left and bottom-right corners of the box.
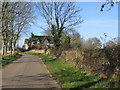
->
(2, 54), (60, 88)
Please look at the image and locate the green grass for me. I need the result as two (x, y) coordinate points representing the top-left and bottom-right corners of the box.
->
(25, 51), (119, 88)
(1, 53), (22, 66)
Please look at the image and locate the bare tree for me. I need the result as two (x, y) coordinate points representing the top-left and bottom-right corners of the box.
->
(1, 2), (9, 55)
(36, 2), (83, 53)
(85, 37), (102, 49)
(8, 2), (34, 55)
(1, 2), (34, 56)
(101, 0), (118, 11)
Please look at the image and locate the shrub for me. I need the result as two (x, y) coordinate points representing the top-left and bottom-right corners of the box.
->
(62, 35), (71, 50)
(60, 45), (119, 80)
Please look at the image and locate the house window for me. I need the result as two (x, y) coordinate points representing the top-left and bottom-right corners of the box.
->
(37, 40), (39, 44)
(34, 41), (37, 44)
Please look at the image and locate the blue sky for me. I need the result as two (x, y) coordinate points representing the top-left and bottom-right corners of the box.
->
(19, 2), (118, 47)
(76, 2), (118, 40)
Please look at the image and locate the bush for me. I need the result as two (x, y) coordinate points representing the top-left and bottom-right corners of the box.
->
(62, 35), (71, 50)
(60, 45), (119, 80)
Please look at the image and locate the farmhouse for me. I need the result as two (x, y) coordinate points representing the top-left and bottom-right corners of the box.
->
(23, 33), (54, 50)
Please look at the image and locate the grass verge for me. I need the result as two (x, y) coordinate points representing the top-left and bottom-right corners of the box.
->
(1, 53), (22, 67)
(24, 51), (119, 88)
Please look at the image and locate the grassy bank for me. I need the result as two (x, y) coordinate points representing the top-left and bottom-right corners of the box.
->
(25, 51), (118, 88)
(1, 53), (22, 66)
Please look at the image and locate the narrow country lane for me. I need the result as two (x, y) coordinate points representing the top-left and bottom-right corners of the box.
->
(2, 54), (60, 88)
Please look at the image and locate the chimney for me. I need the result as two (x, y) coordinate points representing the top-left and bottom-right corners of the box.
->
(31, 33), (34, 38)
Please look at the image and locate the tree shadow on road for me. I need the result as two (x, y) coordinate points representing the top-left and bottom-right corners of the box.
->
(2, 73), (59, 88)
(72, 78), (108, 89)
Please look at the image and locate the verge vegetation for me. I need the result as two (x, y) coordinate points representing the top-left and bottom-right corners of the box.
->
(25, 51), (118, 88)
(1, 53), (22, 67)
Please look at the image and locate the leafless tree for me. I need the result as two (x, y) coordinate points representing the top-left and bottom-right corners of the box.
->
(36, 2), (83, 52)
(1, 2), (9, 55)
(101, 0), (118, 11)
(1, 2), (34, 56)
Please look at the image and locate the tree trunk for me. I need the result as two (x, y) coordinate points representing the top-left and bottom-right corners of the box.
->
(1, 37), (5, 56)
(12, 43), (15, 55)
(10, 41), (12, 56)
(12, 40), (17, 55)
(2, 2), (8, 56)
